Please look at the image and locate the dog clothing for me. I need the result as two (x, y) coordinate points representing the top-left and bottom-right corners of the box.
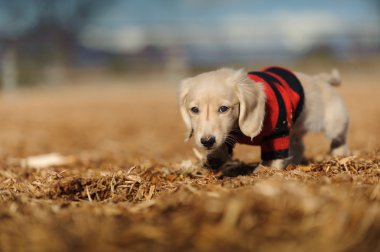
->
(232, 66), (304, 161)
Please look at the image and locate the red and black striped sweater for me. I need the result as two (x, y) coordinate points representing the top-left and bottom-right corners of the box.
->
(230, 66), (304, 161)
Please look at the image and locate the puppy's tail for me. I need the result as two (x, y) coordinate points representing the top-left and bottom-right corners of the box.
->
(317, 68), (341, 87)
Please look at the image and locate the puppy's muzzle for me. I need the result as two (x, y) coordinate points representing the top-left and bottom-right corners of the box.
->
(200, 136), (216, 149)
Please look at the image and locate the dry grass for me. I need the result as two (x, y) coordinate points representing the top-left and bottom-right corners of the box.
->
(0, 72), (379, 252)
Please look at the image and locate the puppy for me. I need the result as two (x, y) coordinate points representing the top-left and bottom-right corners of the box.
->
(178, 66), (349, 169)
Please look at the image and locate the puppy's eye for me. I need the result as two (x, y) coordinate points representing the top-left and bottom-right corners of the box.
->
(190, 107), (199, 114)
(218, 106), (229, 113)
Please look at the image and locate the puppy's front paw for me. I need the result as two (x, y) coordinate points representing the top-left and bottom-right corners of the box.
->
(262, 159), (287, 170)
(205, 156), (225, 170)
(204, 144), (232, 170)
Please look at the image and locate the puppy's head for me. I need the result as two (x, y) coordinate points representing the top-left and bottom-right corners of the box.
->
(178, 68), (265, 151)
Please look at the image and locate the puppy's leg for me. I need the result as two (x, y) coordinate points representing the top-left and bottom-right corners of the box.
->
(330, 133), (349, 156)
(323, 98), (350, 156)
(289, 133), (305, 164)
(205, 143), (234, 170)
(262, 159), (287, 170)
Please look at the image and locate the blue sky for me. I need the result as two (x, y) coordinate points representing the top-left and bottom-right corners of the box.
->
(80, 0), (379, 56)
(94, 0), (377, 26)
(0, 0), (379, 62)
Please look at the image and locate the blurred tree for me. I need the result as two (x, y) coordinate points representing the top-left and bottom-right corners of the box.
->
(368, 0), (380, 51)
(0, 47), (17, 92)
(0, 0), (117, 87)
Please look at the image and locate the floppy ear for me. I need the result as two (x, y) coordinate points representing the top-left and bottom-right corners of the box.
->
(178, 78), (193, 141)
(232, 69), (266, 139)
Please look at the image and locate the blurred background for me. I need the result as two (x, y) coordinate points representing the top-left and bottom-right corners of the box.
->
(0, 0), (379, 89)
(1, 2), (380, 251)
(0, 0), (379, 160)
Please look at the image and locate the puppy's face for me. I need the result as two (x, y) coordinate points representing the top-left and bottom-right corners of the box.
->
(184, 72), (240, 150)
(178, 68), (266, 151)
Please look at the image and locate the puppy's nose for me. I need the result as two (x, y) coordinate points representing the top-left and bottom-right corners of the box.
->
(201, 136), (216, 148)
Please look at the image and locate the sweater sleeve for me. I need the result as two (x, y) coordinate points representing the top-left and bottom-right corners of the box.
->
(260, 135), (290, 161)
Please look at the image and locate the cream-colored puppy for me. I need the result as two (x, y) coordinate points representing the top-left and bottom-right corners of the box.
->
(178, 67), (349, 169)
